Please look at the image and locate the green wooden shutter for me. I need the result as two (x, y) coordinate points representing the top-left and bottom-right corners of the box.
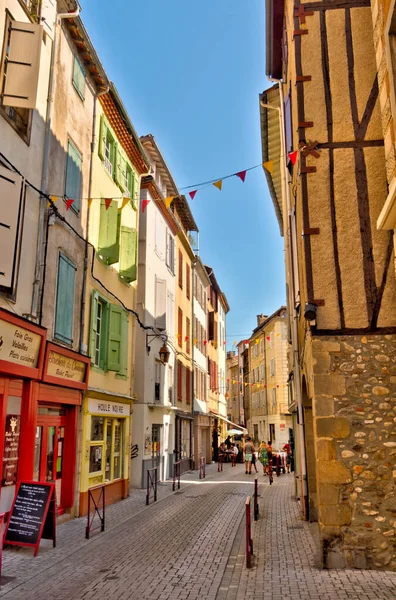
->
(118, 310), (129, 377)
(119, 226), (137, 283)
(65, 140), (82, 211)
(98, 116), (108, 160)
(72, 56), (85, 100)
(98, 199), (120, 264)
(89, 291), (99, 363)
(54, 252), (76, 344)
(131, 170), (139, 210)
(114, 144), (123, 189)
(107, 304), (123, 371)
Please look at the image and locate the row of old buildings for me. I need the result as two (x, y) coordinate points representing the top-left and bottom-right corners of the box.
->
(260, 0), (396, 571)
(0, 0), (234, 519)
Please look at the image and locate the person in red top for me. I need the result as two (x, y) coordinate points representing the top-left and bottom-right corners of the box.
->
(282, 442), (291, 473)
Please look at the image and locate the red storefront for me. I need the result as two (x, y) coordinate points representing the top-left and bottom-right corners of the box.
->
(0, 309), (89, 518)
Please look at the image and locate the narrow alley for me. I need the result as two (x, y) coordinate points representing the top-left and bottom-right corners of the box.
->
(0, 464), (395, 600)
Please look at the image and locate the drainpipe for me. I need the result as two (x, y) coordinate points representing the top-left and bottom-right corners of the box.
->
(261, 78), (308, 520)
(191, 256), (197, 468)
(31, 4), (81, 319)
(78, 85), (109, 353)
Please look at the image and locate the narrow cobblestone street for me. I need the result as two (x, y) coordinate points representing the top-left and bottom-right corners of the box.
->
(0, 464), (395, 599)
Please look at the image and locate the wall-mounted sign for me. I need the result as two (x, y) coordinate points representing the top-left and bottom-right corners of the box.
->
(2, 414), (20, 487)
(0, 319), (41, 368)
(46, 350), (86, 383)
(88, 398), (130, 417)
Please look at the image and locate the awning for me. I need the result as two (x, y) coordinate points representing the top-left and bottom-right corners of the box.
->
(209, 412), (247, 433)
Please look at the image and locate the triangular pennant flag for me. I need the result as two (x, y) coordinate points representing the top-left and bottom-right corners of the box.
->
(236, 170), (247, 182)
(255, 339), (259, 344)
(165, 196), (175, 209)
(66, 199), (74, 211)
(213, 180), (223, 191)
(185, 336), (189, 342)
(204, 340), (208, 346)
(263, 161), (274, 175)
(194, 338), (197, 344)
(189, 190), (197, 200)
(244, 383), (248, 387)
(121, 197), (130, 210)
(88, 197), (94, 208)
(223, 340), (226, 345)
(288, 150), (298, 165)
(142, 199), (150, 213)
(105, 198), (112, 210)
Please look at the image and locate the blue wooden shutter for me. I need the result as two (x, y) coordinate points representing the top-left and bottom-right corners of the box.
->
(107, 304), (122, 371)
(98, 199), (120, 264)
(72, 56), (85, 100)
(65, 140), (82, 211)
(54, 252), (76, 344)
(119, 227), (137, 283)
(89, 291), (99, 363)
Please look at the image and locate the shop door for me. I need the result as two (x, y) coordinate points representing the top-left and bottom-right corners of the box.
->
(151, 424), (162, 478)
(34, 410), (66, 515)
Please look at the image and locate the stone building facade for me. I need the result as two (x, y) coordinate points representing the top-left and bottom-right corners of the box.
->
(262, 0), (396, 570)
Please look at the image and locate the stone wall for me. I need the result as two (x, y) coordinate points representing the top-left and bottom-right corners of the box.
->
(311, 334), (396, 570)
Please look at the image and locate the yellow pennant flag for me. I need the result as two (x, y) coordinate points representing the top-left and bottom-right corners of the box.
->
(244, 382), (248, 387)
(194, 338), (197, 344)
(255, 339), (259, 344)
(165, 196), (175, 209)
(88, 197), (94, 208)
(263, 161), (274, 175)
(121, 197), (129, 210)
(48, 195), (57, 208)
(213, 180), (223, 191)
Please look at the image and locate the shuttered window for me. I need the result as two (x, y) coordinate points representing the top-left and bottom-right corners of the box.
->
(178, 250), (183, 289)
(119, 226), (137, 283)
(65, 140), (82, 211)
(186, 317), (190, 354)
(178, 307), (183, 348)
(186, 264), (190, 299)
(177, 360), (183, 401)
(98, 199), (120, 265)
(186, 368), (191, 404)
(54, 252), (76, 345)
(72, 55), (85, 100)
(89, 291), (128, 375)
(155, 278), (167, 331)
(208, 311), (214, 341)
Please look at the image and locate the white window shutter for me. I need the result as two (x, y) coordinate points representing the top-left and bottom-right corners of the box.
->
(155, 277), (167, 331)
(0, 165), (23, 289)
(3, 22), (43, 109)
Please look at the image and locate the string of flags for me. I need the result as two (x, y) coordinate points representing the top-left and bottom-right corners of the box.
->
(46, 150), (301, 214)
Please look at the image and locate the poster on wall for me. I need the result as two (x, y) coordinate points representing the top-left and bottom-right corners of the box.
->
(2, 415), (21, 487)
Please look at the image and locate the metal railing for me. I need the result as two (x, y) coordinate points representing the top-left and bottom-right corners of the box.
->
(85, 484), (105, 539)
(173, 461), (181, 491)
(199, 456), (206, 479)
(245, 496), (253, 568)
(146, 467), (158, 505)
(254, 477), (259, 521)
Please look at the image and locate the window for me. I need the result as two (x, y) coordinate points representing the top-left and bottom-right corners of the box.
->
(269, 423), (276, 442)
(155, 211), (165, 259)
(98, 116), (116, 176)
(54, 253), (76, 344)
(20, 0), (41, 20)
(72, 55), (85, 100)
(166, 231), (175, 273)
(270, 358), (275, 377)
(186, 263), (191, 299)
(167, 291), (174, 339)
(178, 250), (183, 288)
(155, 278), (166, 331)
(98, 199), (119, 265)
(155, 361), (161, 402)
(89, 291), (129, 375)
(89, 416), (124, 482)
(260, 339), (264, 355)
(186, 368), (191, 404)
(178, 307), (183, 348)
(272, 388), (277, 407)
(186, 317), (190, 354)
(65, 140), (82, 212)
(177, 360), (183, 401)
(168, 365), (173, 405)
(105, 136), (113, 175)
(0, 16), (42, 141)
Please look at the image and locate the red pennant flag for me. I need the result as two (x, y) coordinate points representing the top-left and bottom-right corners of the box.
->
(204, 340), (208, 346)
(223, 340), (226, 345)
(236, 170), (247, 182)
(264, 384), (267, 389)
(66, 199), (74, 210)
(185, 336), (189, 342)
(189, 190), (197, 200)
(288, 150), (298, 165)
(105, 198), (112, 210)
(227, 378), (230, 382)
(266, 336), (270, 341)
(142, 199), (150, 213)
(277, 385), (279, 388)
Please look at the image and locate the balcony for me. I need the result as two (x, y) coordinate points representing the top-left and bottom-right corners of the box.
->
(19, 0), (41, 21)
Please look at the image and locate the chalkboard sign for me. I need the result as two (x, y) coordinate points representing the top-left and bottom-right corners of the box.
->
(4, 481), (56, 556)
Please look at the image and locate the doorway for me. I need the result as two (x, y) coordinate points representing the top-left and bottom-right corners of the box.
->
(34, 406), (66, 514)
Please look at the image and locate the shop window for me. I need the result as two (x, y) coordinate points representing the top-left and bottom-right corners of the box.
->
(89, 290), (128, 375)
(72, 55), (85, 100)
(89, 416), (124, 481)
(54, 252), (76, 345)
(65, 139), (82, 212)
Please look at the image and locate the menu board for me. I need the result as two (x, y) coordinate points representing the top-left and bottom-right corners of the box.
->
(1, 415), (20, 486)
(4, 481), (56, 556)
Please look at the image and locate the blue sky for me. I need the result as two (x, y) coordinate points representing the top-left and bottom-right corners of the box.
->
(79, 0), (285, 345)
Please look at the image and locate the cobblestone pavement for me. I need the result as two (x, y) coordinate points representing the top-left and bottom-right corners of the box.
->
(0, 464), (395, 599)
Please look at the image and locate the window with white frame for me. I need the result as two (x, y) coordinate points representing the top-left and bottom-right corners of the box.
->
(272, 388), (277, 407)
(270, 358), (275, 377)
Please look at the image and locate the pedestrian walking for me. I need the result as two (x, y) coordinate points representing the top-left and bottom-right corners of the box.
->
(282, 442), (291, 473)
(243, 436), (255, 474)
(251, 448), (259, 473)
(231, 443), (238, 466)
(258, 440), (269, 475)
